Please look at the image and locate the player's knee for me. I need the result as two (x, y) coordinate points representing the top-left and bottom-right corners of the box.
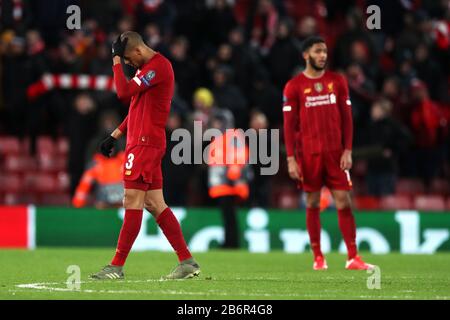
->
(144, 199), (157, 214)
(306, 194), (321, 208)
(334, 193), (351, 209)
(123, 191), (140, 209)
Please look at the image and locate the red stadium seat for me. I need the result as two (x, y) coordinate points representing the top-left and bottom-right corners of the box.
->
(40, 193), (72, 206)
(4, 154), (38, 172)
(430, 179), (450, 196)
(4, 192), (38, 205)
(354, 196), (380, 210)
(56, 171), (70, 191)
(38, 152), (67, 172)
(380, 195), (412, 210)
(0, 174), (23, 193)
(57, 137), (69, 155)
(414, 195), (446, 211)
(23, 173), (57, 193)
(0, 136), (21, 154)
(272, 184), (299, 209)
(396, 179), (425, 196)
(37, 136), (56, 154)
(278, 191), (299, 209)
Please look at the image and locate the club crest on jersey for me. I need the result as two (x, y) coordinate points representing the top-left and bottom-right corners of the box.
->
(140, 70), (156, 87)
(314, 82), (323, 93)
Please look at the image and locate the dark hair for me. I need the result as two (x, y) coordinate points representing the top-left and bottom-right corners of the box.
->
(301, 36), (325, 52)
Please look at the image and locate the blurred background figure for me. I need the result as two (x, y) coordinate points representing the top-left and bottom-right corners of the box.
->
(409, 79), (448, 190)
(248, 110), (270, 207)
(72, 111), (126, 208)
(207, 110), (251, 248)
(162, 111), (192, 206)
(354, 99), (412, 197)
(72, 150), (125, 209)
(67, 93), (98, 195)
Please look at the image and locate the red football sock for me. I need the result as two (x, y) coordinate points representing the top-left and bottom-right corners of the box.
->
(111, 209), (143, 266)
(156, 207), (192, 262)
(306, 207), (323, 258)
(337, 207), (357, 259)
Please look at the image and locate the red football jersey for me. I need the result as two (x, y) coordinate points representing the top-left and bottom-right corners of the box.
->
(283, 70), (353, 157)
(114, 52), (174, 149)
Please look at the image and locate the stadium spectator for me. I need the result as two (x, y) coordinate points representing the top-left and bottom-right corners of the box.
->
(142, 23), (169, 57)
(202, 0), (237, 47)
(267, 18), (301, 89)
(333, 8), (377, 72)
(207, 109), (250, 248)
(248, 0), (279, 56)
(67, 93), (99, 195)
(248, 70), (282, 126)
(248, 110), (271, 207)
(72, 150), (125, 209)
(162, 111), (193, 207)
(345, 63), (376, 144)
(168, 36), (200, 102)
(355, 99), (413, 197)
(295, 16), (318, 43)
(409, 80), (448, 188)
(211, 65), (247, 128)
(1, 33), (28, 137)
(226, 26), (265, 94)
(413, 42), (447, 101)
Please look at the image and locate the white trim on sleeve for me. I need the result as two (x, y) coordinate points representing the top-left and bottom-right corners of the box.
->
(133, 76), (142, 86)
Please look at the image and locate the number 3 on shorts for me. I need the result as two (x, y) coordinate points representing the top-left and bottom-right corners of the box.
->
(126, 153), (135, 170)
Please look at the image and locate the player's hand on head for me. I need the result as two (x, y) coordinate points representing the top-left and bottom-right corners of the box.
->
(100, 135), (116, 157)
(340, 150), (352, 170)
(112, 35), (128, 58)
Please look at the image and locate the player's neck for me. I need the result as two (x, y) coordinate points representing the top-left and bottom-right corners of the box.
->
(143, 48), (157, 65)
(303, 66), (325, 79)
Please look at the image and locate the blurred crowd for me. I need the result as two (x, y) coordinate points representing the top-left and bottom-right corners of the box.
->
(0, 0), (449, 207)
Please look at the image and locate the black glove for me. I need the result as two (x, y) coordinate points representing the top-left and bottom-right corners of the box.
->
(100, 135), (116, 157)
(112, 36), (128, 58)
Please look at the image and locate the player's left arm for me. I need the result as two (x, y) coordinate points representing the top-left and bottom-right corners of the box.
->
(117, 115), (128, 136)
(337, 74), (353, 170)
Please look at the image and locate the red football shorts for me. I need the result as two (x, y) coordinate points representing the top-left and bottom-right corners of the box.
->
(297, 150), (352, 192)
(123, 145), (165, 191)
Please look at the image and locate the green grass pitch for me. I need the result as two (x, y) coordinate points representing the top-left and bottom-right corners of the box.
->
(1, 248), (449, 300)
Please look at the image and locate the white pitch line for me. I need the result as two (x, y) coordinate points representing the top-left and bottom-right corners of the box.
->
(12, 280), (450, 299)
(12, 280), (310, 297)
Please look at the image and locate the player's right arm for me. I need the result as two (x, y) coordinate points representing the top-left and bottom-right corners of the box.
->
(282, 80), (302, 181)
(112, 57), (151, 100)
